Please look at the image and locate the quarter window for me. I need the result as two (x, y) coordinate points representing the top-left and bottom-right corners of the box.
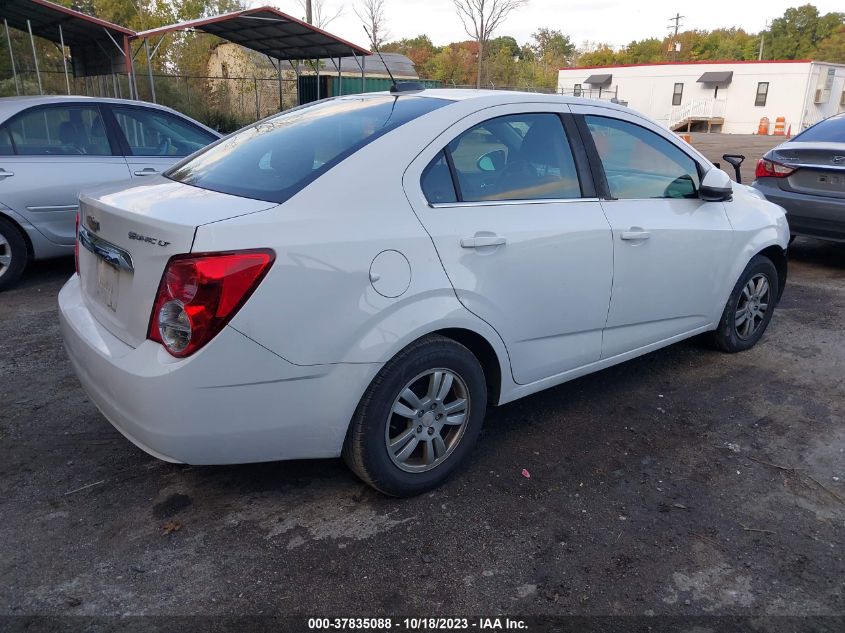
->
(421, 150), (458, 204)
(672, 83), (683, 106)
(112, 107), (217, 157)
(585, 115), (700, 200)
(755, 82), (769, 107)
(444, 113), (581, 202)
(5, 106), (113, 156)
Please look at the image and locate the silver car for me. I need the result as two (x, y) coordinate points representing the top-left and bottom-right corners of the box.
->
(752, 112), (845, 242)
(0, 96), (220, 289)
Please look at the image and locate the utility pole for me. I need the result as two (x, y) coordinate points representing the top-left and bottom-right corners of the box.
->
(668, 13), (684, 61)
(306, 0), (313, 24)
(758, 19), (770, 61)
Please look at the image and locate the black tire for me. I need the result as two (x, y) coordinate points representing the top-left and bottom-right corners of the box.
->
(343, 335), (487, 497)
(0, 216), (29, 291)
(711, 254), (779, 353)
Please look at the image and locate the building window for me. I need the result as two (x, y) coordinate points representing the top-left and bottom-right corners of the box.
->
(672, 83), (683, 106)
(574, 83), (582, 97)
(755, 82), (769, 107)
(221, 62), (229, 79)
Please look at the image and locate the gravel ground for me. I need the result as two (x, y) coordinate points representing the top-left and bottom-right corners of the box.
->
(1, 237), (843, 621)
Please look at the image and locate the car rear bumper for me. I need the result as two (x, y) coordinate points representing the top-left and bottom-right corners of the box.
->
(752, 179), (845, 241)
(58, 275), (377, 464)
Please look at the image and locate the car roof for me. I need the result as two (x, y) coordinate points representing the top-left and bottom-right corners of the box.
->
(355, 88), (634, 114)
(0, 95), (219, 135)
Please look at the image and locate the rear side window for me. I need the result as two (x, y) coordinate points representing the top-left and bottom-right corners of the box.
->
(5, 105), (113, 156)
(586, 115), (700, 199)
(430, 113), (581, 203)
(169, 96), (452, 203)
(112, 106), (216, 157)
(792, 114), (845, 142)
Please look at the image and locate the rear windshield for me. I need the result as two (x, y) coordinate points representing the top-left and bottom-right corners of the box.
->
(792, 114), (845, 143)
(167, 95), (451, 203)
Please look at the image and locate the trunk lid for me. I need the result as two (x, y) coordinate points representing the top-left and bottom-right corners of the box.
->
(77, 177), (277, 347)
(770, 141), (845, 199)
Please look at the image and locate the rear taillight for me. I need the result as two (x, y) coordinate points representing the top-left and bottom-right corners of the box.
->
(148, 250), (275, 357)
(74, 212), (80, 275)
(755, 158), (796, 179)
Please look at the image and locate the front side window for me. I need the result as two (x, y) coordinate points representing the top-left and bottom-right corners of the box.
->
(442, 113), (581, 202)
(755, 82), (769, 107)
(112, 107), (217, 157)
(5, 105), (112, 156)
(586, 115), (700, 200)
(169, 95), (451, 203)
(672, 83), (683, 106)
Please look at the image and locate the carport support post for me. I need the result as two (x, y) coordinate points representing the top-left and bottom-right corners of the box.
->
(315, 59), (320, 100)
(27, 20), (43, 95)
(3, 19), (19, 96)
(336, 57), (342, 96)
(144, 39), (156, 103)
(58, 24), (70, 95)
(361, 55), (365, 93)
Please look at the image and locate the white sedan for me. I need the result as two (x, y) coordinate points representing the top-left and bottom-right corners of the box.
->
(59, 89), (789, 496)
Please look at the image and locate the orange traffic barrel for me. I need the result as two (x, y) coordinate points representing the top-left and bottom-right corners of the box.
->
(773, 116), (786, 136)
(757, 117), (770, 135)
(676, 133), (692, 144)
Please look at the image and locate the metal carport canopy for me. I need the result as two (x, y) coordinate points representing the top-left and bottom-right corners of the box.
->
(2, 0), (135, 93)
(133, 6), (371, 61)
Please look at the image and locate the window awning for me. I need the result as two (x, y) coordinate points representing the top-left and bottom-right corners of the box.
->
(697, 71), (733, 84)
(584, 74), (612, 86)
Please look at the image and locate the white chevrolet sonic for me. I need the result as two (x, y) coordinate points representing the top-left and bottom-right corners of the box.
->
(59, 90), (789, 496)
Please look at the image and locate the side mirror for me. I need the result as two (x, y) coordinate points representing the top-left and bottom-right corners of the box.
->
(721, 154), (746, 183)
(477, 149), (506, 172)
(700, 167), (733, 202)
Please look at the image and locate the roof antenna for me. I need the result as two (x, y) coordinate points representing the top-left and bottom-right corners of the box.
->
(363, 25), (424, 94)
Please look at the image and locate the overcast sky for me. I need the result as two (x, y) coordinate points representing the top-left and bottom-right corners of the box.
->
(261, 0), (844, 50)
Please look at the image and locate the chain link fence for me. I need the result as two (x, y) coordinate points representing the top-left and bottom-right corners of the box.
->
(2, 69), (624, 134)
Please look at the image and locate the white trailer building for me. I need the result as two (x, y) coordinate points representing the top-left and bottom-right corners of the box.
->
(558, 60), (845, 134)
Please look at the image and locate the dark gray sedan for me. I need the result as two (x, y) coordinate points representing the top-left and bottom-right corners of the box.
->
(752, 113), (845, 243)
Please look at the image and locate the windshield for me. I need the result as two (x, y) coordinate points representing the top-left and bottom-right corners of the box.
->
(792, 114), (845, 143)
(167, 95), (452, 203)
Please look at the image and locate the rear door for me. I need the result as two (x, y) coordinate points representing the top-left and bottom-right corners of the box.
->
(107, 104), (219, 179)
(0, 103), (130, 245)
(571, 104), (734, 358)
(404, 104), (613, 385)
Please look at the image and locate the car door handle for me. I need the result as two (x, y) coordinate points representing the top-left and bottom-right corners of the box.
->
(133, 168), (160, 176)
(460, 235), (507, 248)
(0, 169), (14, 179)
(620, 230), (651, 241)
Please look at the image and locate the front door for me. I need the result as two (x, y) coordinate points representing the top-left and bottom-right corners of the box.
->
(404, 106), (613, 385)
(0, 103), (129, 245)
(571, 105), (734, 358)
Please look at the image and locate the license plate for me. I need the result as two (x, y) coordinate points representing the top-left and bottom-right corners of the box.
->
(95, 257), (119, 311)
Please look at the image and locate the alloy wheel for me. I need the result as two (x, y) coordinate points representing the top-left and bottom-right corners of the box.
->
(385, 368), (470, 473)
(735, 273), (770, 339)
(0, 232), (11, 281)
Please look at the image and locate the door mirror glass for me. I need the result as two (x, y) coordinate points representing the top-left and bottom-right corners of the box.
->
(477, 149), (506, 172)
(699, 167), (733, 202)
